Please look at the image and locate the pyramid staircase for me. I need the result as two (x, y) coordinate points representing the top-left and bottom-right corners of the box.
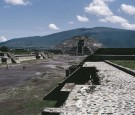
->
(40, 52), (47, 59)
(7, 52), (20, 63)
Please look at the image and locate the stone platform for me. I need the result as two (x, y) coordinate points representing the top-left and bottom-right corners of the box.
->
(43, 62), (135, 115)
(60, 62), (135, 115)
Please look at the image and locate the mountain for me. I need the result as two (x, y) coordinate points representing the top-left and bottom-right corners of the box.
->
(0, 27), (135, 48)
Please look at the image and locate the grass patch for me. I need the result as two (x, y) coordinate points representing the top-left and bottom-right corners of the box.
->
(0, 112), (5, 115)
(111, 60), (135, 70)
(25, 100), (57, 109)
(22, 99), (57, 114)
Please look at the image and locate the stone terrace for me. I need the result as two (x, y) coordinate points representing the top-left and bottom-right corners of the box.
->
(58, 62), (135, 115)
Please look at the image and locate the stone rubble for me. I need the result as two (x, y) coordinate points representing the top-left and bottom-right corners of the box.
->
(60, 62), (135, 115)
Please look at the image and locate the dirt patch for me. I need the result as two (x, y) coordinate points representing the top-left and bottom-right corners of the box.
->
(0, 55), (85, 115)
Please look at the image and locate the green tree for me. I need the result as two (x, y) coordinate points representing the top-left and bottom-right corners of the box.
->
(0, 46), (9, 52)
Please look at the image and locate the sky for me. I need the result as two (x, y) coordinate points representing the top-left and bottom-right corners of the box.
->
(0, 0), (135, 42)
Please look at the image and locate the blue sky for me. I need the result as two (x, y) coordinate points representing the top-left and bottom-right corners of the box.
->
(0, 0), (135, 42)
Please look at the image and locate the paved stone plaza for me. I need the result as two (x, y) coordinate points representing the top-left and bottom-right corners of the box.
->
(59, 62), (135, 115)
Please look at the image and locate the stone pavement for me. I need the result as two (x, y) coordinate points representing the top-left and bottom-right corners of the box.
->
(60, 62), (135, 115)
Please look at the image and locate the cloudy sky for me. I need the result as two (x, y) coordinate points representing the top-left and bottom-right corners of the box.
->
(0, 0), (135, 42)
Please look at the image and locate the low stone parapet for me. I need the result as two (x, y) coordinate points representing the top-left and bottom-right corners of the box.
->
(105, 60), (135, 76)
(17, 55), (36, 62)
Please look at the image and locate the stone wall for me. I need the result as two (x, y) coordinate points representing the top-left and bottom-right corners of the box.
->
(0, 58), (2, 64)
(17, 55), (36, 62)
(0, 52), (50, 64)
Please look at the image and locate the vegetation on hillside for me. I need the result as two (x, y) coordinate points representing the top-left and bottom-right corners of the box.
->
(0, 46), (9, 52)
(0, 27), (135, 48)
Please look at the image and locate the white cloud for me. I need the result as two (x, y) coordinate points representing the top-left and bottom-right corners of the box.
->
(85, 0), (135, 30)
(49, 24), (59, 30)
(99, 15), (135, 30)
(121, 4), (135, 15)
(99, 18), (107, 22)
(0, 36), (7, 42)
(100, 15), (127, 24)
(77, 15), (89, 22)
(4, 0), (29, 6)
(84, 0), (113, 16)
(68, 21), (74, 24)
(121, 22), (135, 30)
(102, 0), (114, 2)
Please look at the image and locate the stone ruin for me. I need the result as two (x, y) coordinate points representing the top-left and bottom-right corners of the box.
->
(42, 48), (135, 115)
(0, 51), (53, 64)
(56, 36), (103, 56)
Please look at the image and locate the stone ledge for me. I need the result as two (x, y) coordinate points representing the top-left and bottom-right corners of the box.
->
(42, 107), (61, 115)
(105, 60), (135, 76)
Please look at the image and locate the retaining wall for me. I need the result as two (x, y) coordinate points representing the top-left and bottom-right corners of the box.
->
(17, 55), (36, 62)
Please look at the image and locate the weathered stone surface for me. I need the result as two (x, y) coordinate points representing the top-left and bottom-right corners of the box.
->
(61, 83), (75, 92)
(59, 62), (135, 115)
